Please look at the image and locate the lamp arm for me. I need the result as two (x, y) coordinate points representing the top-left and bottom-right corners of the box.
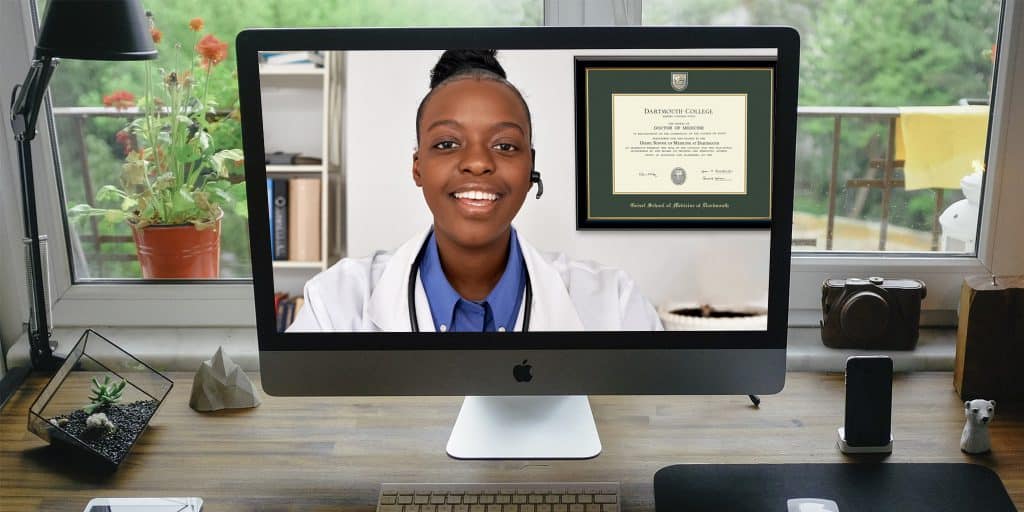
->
(10, 56), (62, 370)
(11, 57), (58, 142)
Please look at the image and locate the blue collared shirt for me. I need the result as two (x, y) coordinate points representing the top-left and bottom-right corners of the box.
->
(419, 228), (526, 332)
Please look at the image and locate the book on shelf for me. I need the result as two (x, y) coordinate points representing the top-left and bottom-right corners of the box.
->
(273, 293), (306, 333)
(288, 177), (321, 262)
(260, 51), (324, 67)
(267, 179), (274, 257)
(271, 179), (289, 260)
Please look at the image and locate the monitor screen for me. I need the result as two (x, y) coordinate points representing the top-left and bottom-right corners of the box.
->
(240, 27), (796, 399)
(257, 48), (776, 335)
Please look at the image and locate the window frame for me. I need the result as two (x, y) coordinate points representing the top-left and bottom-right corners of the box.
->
(20, 0), (1023, 329)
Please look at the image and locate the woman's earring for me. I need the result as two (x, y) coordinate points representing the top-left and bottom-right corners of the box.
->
(530, 171), (544, 199)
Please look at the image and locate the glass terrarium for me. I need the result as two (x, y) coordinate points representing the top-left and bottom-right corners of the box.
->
(28, 329), (173, 471)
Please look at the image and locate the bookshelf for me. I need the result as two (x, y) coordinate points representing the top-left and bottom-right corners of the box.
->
(260, 55), (340, 280)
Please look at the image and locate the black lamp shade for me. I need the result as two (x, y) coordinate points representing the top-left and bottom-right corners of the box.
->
(35, 0), (158, 61)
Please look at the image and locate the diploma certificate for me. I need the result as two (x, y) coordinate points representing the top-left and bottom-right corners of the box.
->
(612, 94), (747, 195)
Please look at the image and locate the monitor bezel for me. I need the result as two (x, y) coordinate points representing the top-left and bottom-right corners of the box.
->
(238, 26), (798, 352)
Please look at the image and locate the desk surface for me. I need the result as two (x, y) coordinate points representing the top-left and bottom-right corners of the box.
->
(1, 372), (1021, 511)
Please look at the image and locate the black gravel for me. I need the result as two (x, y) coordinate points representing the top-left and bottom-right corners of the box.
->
(48, 400), (159, 465)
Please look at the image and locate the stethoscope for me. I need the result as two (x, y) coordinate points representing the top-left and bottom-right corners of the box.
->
(407, 235), (533, 332)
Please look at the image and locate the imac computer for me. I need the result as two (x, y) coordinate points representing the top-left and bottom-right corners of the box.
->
(239, 26), (797, 459)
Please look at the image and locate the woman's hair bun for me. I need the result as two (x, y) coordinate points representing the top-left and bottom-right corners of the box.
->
(429, 49), (506, 88)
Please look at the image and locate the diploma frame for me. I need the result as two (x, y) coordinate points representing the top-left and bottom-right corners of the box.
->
(576, 58), (778, 228)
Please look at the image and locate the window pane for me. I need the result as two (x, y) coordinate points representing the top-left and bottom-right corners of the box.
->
(43, 0), (542, 281)
(644, 0), (1001, 253)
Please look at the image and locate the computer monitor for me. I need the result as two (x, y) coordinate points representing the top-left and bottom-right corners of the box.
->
(238, 26), (797, 459)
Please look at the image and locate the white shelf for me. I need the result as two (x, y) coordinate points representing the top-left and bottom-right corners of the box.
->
(272, 260), (324, 269)
(259, 64), (325, 76)
(266, 164), (324, 174)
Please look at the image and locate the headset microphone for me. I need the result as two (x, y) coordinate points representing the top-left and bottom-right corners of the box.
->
(530, 170), (543, 199)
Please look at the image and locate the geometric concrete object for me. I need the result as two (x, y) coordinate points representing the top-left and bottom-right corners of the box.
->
(189, 346), (261, 412)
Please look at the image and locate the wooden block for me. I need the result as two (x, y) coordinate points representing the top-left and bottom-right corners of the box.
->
(954, 275), (1024, 401)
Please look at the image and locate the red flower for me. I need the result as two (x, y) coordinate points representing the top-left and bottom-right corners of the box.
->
(189, 17), (204, 32)
(115, 130), (134, 155)
(196, 34), (229, 70)
(102, 90), (136, 111)
(150, 27), (162, 44)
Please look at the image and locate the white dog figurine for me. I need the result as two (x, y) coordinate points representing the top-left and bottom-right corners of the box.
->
(961, 399), (996, 454)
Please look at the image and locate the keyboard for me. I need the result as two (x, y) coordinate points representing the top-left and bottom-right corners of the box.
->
(376, 482), (621, 512)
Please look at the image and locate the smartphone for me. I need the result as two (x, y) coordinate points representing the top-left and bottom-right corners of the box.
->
(844, 355), (893, 447)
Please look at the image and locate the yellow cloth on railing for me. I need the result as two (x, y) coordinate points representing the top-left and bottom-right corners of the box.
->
(895, 105), (989, 190)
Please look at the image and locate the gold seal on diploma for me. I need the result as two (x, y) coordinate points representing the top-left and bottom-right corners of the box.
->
(671, 72), (689, 92)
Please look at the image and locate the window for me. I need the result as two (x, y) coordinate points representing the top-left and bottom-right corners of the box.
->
(645, 0), (1001, 254)
(19, 0), (1019, 329)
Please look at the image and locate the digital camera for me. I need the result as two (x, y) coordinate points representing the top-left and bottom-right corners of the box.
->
(820, 277), (926, 350)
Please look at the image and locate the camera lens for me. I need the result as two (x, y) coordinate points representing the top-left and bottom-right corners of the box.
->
(840, 291), (889, 341)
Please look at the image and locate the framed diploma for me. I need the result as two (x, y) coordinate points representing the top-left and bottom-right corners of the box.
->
(575, 58), (775, 228)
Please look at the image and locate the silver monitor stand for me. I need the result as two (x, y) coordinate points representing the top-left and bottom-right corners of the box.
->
(445, 395), (601, 459)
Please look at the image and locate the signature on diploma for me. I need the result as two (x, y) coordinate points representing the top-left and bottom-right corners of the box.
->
(636, 170), (657, 178)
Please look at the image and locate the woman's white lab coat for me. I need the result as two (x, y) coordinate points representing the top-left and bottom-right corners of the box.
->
(288, 227), (664, 332)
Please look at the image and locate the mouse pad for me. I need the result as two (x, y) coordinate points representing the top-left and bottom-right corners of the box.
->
(654, 463), (1016, 512)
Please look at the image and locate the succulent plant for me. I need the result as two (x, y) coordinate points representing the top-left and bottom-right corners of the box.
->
(84, 376), (127, 414)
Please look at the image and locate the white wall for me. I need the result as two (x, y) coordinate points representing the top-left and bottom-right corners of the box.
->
(0, 1), (33, 370)
(342, 49), (771, 308)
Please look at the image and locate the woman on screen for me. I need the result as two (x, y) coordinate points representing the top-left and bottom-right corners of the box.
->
(289, 49), (662, 332)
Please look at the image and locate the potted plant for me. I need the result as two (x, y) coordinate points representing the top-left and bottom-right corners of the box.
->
(69, 15), (245, 278)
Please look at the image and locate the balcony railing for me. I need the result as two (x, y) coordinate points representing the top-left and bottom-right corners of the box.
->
(52, 105), (969, 276)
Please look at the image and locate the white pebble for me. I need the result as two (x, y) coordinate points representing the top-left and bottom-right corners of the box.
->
(86, 412), (116, 431)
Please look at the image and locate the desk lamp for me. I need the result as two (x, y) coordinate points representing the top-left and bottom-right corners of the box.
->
(5, 0), (155, 397)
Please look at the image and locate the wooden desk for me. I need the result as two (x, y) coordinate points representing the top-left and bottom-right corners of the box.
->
(1, 372), (1022, 511)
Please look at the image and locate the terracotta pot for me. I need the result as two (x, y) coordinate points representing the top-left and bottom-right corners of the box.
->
(130, 217), (221, 278)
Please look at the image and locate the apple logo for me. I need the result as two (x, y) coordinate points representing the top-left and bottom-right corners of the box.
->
(513, 360), (533, 382)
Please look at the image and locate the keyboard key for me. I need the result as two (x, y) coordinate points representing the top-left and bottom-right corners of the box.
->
(586, 505), (601, 512)
(437, 507), (452, 512)
(486, 505), (501, 512)
(382, 496), (397, 505)
(405, 506), (420, 512)
(529, 496), (544, 504)
(578, 495), (592, 504)
(447, 496), (462, 504)
(464, 496), (479, 504)
(594, 495), (617, 504)
(495, 496), (511, 504)
(561, 495), (576, 504)
(469, 506), (485, 512)
(513, 495), (527, 504)
(521, 506), (535, 512)
(545, 496), (560, 504)
(480, 495), (495, 504)
(502, 505), (517, 512)
(431, 496), (447, 504)
(421, 506), (436, 512)
(601, 506), (618, 512)
(453, 506), (469, 512)
(536, 506), (551, 512)
(378, 506), (402, 512)
(553, 505), (568, 512)
(399, 496), (414, 505)
(415, 496), (430, 504)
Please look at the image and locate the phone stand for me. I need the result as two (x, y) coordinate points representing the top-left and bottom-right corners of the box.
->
(837, 427), (893, 454)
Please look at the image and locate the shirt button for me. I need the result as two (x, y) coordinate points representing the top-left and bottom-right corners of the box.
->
(439, 324), (448, 332)
(498, 327), (506, 332)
